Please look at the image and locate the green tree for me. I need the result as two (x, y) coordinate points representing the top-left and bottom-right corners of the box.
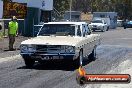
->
(53, 0), (70, 14)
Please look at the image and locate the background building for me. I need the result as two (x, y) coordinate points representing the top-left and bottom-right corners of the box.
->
(12, 0), (53, 36)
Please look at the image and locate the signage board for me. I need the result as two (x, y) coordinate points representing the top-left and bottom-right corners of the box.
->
(0, 1), (3, 18)
(13, 0), (53, 10)
(3, 2), (27, 19)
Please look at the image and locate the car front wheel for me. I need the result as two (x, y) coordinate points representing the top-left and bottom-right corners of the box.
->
(22, 55), (35, 68)
(124, 26), (126, 29)
(75, 50), (83, 67)
(88, 46), (97, 61)
(106, 26), (109, 31)
(101, 27), (105, 32)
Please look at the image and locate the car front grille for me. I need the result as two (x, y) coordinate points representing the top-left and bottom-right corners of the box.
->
(93, 25), (97, 27)
(36, 45), (62, 54)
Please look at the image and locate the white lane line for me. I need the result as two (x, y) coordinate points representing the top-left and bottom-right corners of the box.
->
(0, 55), (21, 63)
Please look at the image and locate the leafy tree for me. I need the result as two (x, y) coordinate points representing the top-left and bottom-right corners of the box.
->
(53, 0), (70, 14)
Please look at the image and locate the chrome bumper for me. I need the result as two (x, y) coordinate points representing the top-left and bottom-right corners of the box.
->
(21, 52), (76, 60)
(20, 53), (75, 56)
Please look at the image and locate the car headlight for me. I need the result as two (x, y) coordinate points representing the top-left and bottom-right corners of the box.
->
(20, 45), (28, 52)
(28, 47), (36, 52)
(20, 45), (36, 52)
(65, 46), (75, 53)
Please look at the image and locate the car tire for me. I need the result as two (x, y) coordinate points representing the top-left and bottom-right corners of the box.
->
(101, 27), (105, 32)
(75, 50), (83, 68)
(88, 46), (97, 61)
(0, 24), (2, 30)
(106, 26), (109, 31)
(124, 26), (126, 29)
(22, 55), (35, 68)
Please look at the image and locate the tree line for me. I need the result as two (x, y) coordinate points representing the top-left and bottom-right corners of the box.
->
(53, 0), (132, 20)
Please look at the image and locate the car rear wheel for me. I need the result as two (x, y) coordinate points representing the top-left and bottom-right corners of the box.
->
(23, 55), (35, 68)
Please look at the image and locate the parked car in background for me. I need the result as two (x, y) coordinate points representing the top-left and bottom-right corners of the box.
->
(89, 19), (108, 32)
(20, 22), (100, 68)
(93, 12), (117, 29)
(123, 20), (132, 29)
(117, 20), (123, 27)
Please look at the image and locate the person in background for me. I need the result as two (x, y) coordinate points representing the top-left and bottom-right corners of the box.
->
(0, 23), (2, 30)
(8, 16), (18, 51)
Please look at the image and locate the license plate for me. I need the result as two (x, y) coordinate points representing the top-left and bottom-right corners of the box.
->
(41, 56), (50, 60)
(41, 56), (64, 60)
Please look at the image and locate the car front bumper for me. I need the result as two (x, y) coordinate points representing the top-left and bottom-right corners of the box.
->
(89, 26), (103, 31)
(91, 28), (102, 30)
(126, 24), (132, 28)
(21, 52), (76, 60)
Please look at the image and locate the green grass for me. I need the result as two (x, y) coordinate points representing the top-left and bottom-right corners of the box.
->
(0, 32), (3, 40)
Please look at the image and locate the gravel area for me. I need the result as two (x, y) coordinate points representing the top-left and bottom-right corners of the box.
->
(0, 36), (30, 52)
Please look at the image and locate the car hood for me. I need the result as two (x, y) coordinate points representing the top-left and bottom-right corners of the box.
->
(21, 36), (86, 46)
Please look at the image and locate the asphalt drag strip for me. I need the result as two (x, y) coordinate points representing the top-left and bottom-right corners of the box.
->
(85, 45), (132, 88)
(0, 44), (132, 88)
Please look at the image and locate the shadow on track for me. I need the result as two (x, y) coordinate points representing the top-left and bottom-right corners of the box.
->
(18, 59), (92, 71)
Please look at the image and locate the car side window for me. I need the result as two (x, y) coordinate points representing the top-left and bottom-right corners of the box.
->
(77, 25), (81, 36)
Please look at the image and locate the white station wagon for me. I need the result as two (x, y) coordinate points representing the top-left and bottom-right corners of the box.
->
(20, 22), (100, 67)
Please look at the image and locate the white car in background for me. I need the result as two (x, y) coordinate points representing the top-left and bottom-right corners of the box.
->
(20, 22), (100, 68)
(89, 19), (109, 32)
(117, 20), (123, 27)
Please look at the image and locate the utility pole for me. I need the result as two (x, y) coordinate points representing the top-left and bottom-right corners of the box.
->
(91, 0), (93, 13)
(70, 0), (72, 21)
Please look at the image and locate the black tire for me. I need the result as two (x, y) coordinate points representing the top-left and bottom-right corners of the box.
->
(0, 25), (2, 30)
(106, 26), (109, 31)
(92, 30), (95, 32)
(101, 27), (105, 32)
(88, 47), (97, 61)
(22, 55), (35, 68)
(74, 50), (83, 68)
(124, 26), (126, 29)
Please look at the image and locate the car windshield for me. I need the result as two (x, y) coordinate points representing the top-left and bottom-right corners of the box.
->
(92, 20), (102, 23)
(38, 24), (75, 36)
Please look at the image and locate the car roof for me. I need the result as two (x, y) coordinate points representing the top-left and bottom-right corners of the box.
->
(44, 22), (87, 25)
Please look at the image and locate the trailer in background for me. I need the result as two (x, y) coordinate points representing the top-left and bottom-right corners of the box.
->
(64, 11), (81, 21)
(93, 12), (117, 29)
